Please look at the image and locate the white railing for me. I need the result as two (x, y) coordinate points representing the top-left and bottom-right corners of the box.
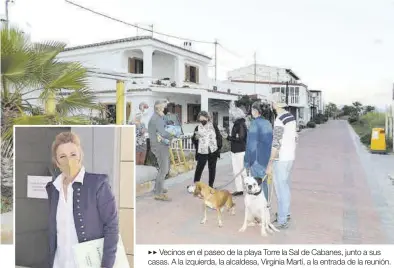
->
(289, 94), (299, 104)
(171, 135), (195, 151)
(272, 93), (300, 104)
(127, 76), (206, 90)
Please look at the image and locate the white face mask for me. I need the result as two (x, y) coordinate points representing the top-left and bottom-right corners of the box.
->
(251, 109), (259, 118)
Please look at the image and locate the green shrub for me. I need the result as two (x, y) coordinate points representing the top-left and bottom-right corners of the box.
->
(307, 121), (316, 128)
(314, 119), (322, 124)
(360, 133), (371, 145)
(359, 112), (385, 129)
(386, 139), (393, 151)
(315, 113), (325, 121)
(348, 116), (359, 124)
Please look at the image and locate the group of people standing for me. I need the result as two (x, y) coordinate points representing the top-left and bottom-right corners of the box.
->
(228, 100), (297, 229)
(147, 98), (297, 229)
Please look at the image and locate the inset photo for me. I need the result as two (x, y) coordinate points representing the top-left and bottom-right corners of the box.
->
(14, 125), (135, 268)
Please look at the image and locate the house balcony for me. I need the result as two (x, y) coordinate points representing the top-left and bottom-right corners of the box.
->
(126, 76), (208, 90)
(272, 93), (301, 106)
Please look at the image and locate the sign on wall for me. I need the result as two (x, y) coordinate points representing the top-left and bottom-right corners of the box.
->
(27, 176), (53, 199)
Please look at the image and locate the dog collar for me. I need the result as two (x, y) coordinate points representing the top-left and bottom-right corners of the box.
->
(246, 188), (263, 196)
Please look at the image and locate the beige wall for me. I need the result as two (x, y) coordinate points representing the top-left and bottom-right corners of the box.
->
(114, 126), (135, 267)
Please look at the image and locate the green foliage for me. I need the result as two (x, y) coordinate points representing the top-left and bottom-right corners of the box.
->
(351, 111), (386, 149)
(324, 102), (338, 118)
(314, 113), (327, 124)
(307, 121), (316, 128)
(1, 27), (103, 142)
(360, 133), (372, 145)
(342, 105), (358, 116)
(360, 112), (385, 129)
(386, 138), (393, 151)
(1, 196), (12, 214)
(363, 105), (375, 115)
(348, 116), (359, 124)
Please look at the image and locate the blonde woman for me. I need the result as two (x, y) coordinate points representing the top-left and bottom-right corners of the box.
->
(46, 132), (119, 268)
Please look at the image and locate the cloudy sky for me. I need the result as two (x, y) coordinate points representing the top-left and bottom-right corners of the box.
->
(3, 0), (394, 108)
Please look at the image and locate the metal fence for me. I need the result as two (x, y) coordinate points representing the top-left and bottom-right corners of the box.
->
(170, 135), (195, 151)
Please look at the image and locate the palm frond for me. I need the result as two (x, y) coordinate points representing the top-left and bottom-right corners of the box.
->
(30, 41), (67, 65)
(56, 88), (102, 116)
(54, 115), (92, 125)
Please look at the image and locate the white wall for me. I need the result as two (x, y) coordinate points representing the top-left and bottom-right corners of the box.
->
(59, 51), (124, 72)
(228, 64), (294, 83)
(298, 86), (309, 107)
(230, 82), (271, 96)
(58, 42), (210, 87)
(152, 53), (176, 80)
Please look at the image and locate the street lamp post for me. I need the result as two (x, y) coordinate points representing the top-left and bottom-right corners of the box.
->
(285, 81), (289, 106)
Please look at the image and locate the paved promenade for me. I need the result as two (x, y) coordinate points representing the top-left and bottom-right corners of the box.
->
(136, 120), (394, 244)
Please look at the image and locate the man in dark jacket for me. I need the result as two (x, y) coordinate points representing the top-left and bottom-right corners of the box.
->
(228, 105), (248, 196)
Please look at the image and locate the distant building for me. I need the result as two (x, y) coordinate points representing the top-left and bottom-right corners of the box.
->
(227, 64), (320, 126)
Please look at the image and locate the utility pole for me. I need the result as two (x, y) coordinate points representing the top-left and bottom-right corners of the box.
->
(254, 51), (257, 94)
(214, 39), (218, 81)
(5, 0), (12, 29)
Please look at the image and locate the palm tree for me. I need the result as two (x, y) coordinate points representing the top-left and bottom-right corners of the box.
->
(1, 27), (103, 206)
(1, 27), (103, 141)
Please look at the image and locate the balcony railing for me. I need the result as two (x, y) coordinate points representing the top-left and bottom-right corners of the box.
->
(272, 93), (300, 104)
(126, 76), (207, 90)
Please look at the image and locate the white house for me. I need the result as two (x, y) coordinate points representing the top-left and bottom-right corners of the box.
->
(309, 90), (324, 119)
(56, 36), (239, 133)
(227, 64), (317, 125)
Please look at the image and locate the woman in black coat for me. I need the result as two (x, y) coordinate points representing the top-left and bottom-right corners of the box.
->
(227, 106), (248, 196)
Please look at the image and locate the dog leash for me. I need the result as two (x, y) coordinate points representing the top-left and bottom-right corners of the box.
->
(215, 168), (275, 209)
(214, 167), (247, 190)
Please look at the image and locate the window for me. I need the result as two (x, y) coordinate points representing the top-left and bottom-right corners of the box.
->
(167, 103), (182, 123)
(187, 104), (201, 123)
(128, 57), (143, 74)
(295, 87), (299, 95)
(281, 87), (285, 94)
(223, 116), (229, 133)
(185, 64), (199, 83)
(290, 87), (294, 95)
(271, 87), (281, 94)
(212, 111), (218, 125)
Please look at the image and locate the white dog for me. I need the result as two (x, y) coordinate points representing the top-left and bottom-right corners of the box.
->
(238, 176), (279, 236)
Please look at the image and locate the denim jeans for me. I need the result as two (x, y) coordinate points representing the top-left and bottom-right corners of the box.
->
(273, 160), (294, 224)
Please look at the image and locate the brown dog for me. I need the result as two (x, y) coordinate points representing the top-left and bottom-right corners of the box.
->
(193, 181), (235, 227)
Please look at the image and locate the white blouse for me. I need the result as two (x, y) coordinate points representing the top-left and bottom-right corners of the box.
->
(53, 167), (85, 268)
(197, 123), (218, 154)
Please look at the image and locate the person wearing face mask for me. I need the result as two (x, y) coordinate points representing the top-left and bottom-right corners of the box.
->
(45, 132), (119, 268)
(189, 111), (222, 189)
(244, 100), (274, 201)
(130, 102), (150, 165)
(148, 99), (173, 201)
